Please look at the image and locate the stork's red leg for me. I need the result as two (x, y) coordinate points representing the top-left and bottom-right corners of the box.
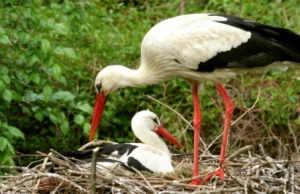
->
(216, 84), (234, 167)
(189, 84), (203, 185)
(202, 83), (234, 182)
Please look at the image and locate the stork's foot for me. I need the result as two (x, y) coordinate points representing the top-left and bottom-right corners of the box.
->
(189, 168), (226, 185)
(189, 179), (204, 185)
(203, 168), (225, 183)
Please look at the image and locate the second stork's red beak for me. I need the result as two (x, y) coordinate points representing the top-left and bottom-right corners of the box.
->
(89, 92), (107, 141)
(155, 126), (184, 149)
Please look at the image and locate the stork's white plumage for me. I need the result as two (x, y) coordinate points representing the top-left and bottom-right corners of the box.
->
(75, 110), (183, 174)
(89, 14), (300, 184)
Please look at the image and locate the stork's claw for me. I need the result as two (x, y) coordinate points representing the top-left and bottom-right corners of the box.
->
(189, 168), (225, 185)
(189, 179), (204, 185)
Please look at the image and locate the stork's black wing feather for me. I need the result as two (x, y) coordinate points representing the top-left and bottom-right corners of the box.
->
(196, 14), (300, 72)
(69, 143), (138, 161)
(67, 144), (152, 173)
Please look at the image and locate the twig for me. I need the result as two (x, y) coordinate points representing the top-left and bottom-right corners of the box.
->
(231, 86), (260, 126)
(145, 94), (208, 150)
(193, 187), (244, 194)
(288, 121), (299, 154)
(145, 94), (192, 129)
(85, 63), (101, 72)
(40, 152), (52, 171)
(34, 151), (51, 190)
(36, 152), (70, 168)
(227, 145), (254, 161)
(90, 147), (99, 194)
(244, 177), (249, 194)
(131, 167), (157, 194)
(13, 173), (88, 193)
(78, 140), (117, 151)
(50, 181), (64, 194)
(290, 161), (295, 194)
(259, 144), (277, 170)
(50, 149), (82, 171)
(202, 132), (223, 156)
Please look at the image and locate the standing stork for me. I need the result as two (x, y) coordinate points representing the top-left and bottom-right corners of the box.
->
(74, 110), (183, 174)
(88, 14), (300, 184)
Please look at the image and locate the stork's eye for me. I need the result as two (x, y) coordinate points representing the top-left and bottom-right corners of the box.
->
(96, 83), (102, 93)
(151, 117), (159, 125)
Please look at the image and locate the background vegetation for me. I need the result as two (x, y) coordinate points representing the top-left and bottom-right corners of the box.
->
(0, 0), (299, 175)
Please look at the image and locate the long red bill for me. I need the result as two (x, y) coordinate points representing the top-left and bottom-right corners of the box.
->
(89, 92), (107, 141)
(155, 126), (184, 149)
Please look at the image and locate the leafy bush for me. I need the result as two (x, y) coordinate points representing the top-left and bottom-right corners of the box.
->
(0, 0), (299, 173)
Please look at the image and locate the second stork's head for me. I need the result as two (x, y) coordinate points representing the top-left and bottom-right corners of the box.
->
(131, 110), (184, 150)
(89, 65), (140, 141)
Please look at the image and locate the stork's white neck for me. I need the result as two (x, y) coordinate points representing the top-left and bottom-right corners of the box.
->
(109, 65), (172, 89)
(131, 124), (170, 155)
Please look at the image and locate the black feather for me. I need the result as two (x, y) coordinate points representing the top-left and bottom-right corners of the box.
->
(127, 157), (152, 172)
(196, 14), (300, 72)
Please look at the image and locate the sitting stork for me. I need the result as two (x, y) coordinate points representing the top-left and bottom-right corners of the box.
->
(88, 14), (300, 184)
(74, 110), (183, 174)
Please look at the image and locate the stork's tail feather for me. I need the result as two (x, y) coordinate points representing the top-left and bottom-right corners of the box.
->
(254, 23), (300, 63)
(65, 148), (138, 173)
(212, 14), (300, 63)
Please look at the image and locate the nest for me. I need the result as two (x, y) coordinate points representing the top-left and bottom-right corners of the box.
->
(1, 140), (300, 194)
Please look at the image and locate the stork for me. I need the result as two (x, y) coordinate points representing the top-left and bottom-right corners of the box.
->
(88, 14), (300, 184)
(74, 110), (183, 174)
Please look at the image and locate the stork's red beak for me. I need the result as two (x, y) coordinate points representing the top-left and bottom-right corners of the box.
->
(89, 92), (107, 141)
(155, 126), (184, 149)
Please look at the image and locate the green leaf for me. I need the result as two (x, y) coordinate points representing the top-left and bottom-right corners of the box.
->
(60, 120), (69, 135)
(30, 73), (40, 84)
(16, 70), (25, 81)
(0, 66), (8, 75)
(0, 151), (10, 164)
(22, 92), (41, 102)
(28, 55), (39, 66)
(35, 111), (44, 122)
(83, 122), (91, 135)
(52, 64), (61, 79)
(20, 32), (30, 43)
(54, 23), (69, 35)
(0, 136), (8, 151)
(63, 48), (77, 59)
(41, 39), (51, 54)
(54, 47), (77, 59)
(7, 126), (25, 140)
(5, 157), (15, 166)
(0, 35), (12, 45)
(76, 103), (92, 114)
(0, 26), (5, 35)
(49, 113), (57, 124)
(6, 141), (15, 154)
(51, 91), (75, 102)
(0, 80), (5, 91)
(2, 89), (13, 103)
(43, 85), (53, 103)
(1, 74), (10, 84)
(74, 114), (84, 125)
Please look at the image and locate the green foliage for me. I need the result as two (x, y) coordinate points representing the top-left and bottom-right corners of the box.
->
(0, 0), (299, 172)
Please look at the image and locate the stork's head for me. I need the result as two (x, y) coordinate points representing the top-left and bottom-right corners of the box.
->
(89, 65), (134, 141)
(131, 110), (183, 149)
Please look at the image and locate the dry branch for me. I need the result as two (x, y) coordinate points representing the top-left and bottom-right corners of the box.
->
(1, 141), (299, 194)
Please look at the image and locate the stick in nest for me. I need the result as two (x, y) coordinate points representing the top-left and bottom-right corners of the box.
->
(131, 167), (157, 194)
(90, 147), (99, 194)
(231, 86), (261, 126)
(78, 140), (118, 151)
(145, 94), (208, 151)
(10, 173), (89, 193)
